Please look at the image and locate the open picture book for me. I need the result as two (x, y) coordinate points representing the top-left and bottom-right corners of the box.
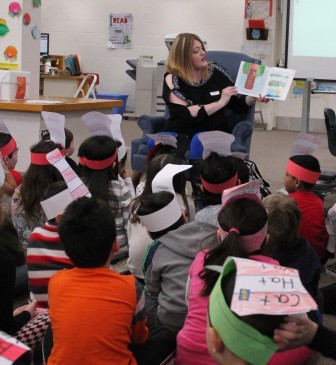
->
(235, 61), (296, 101)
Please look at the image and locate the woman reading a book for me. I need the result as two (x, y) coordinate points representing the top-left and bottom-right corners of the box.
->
(162, 32), (268, 140)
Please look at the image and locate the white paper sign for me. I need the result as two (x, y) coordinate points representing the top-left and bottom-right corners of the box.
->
(290, 132), (325, 157)
(46, 149), (91, 200)
(222, 180), (261, 206)
(147, 134), (177, 149)
(81, 111), (112, 137)
(40, 188), (74, 220)
(109, 114), (127, 159)
(152, 163), (192, 194)
(0, 155), (5, 188)
(197, 131), (235, 158)
(41, 111), (66, 147)
(0, 120), (10, 134)
(0, 331), (33, 365)
(109, 114), (123, 143)
(231, 257), (317, 316)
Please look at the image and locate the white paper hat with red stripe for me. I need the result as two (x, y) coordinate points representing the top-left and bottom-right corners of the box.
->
(0, 120), (17, 158)
(41, 111), (66, 148)
(81, 111), (127, 160)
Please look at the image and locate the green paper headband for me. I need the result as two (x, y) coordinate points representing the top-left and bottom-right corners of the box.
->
(208, 258), (277, 365)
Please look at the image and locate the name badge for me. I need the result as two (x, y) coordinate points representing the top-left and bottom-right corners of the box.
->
(210, 91), (220, 96)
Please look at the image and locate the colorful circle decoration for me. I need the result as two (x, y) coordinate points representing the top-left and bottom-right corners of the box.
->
(32, 0), (41, 7)
(4, 46), (18, 62)
(23, 13), (31, 26)
(0, 19), (9, 36)
(8, 2), (22, 18)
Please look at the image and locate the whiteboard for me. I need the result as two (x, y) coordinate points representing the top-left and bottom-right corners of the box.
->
(286, 0), (336, 80)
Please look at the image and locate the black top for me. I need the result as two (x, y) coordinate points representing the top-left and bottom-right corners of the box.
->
(0, 250), (30, 334)
(309, 324), (336, 360)
(162, 63), (249, 138)
(0, 220), (31, 334)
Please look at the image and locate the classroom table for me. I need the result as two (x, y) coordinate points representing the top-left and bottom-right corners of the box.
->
(0, 97), (123, 171)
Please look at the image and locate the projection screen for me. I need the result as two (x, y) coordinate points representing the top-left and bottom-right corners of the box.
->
(286, 0), (336, 80)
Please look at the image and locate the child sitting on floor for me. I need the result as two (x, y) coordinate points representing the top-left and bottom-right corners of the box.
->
(195, 152), (239, 226)
(138, 191), (187, 363)
(0, 128), (21, 216)
(41, 122), (78, 172)
(0, 163), (49, 352)
(284, 154), (330, 264)
(27, 181), (74, 308)
(137, 188), (215, 365)
(48, 197), (148, 365)
(262, 193), (321, 299)
(11, 140), (62, 247)
(64, 128), (78, 172)
(175, 181), (315, 365)
(128, 155), (194, 281)
(79, 134), (134, 262)
(207, 256), (317, 365)
(175, 181), (272, 365)
(0, 130), (21, 188)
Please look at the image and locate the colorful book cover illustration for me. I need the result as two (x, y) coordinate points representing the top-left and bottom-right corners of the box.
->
(235, 61), (296, 101)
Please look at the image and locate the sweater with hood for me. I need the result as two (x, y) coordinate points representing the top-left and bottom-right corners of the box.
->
(144, 221), (217, 333)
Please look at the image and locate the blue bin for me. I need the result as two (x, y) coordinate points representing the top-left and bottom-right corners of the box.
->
(96, 93), (128, 115)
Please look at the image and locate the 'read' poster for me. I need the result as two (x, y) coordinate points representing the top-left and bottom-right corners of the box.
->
(108, 13), (132, 49)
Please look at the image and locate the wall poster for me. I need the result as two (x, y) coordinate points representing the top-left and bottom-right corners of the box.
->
(245, 0), (273, 19)
(108, 13), (132, 49)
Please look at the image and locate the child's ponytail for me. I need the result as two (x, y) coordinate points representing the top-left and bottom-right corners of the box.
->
(200, 232), (248, 296)
(200, 198), (268, 296)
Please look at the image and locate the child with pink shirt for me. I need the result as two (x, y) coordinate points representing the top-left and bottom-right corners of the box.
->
(175, 181), (315, 365)
(175, 182), (271, 365)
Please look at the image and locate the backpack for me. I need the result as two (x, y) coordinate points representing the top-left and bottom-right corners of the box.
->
(244, 159), (271, 198)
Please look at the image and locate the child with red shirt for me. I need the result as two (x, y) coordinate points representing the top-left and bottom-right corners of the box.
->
(284, 154), (329, 264)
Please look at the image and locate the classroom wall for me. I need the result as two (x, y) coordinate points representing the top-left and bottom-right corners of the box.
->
(41, 0), (330, 132)
(41, 0), (247, 112)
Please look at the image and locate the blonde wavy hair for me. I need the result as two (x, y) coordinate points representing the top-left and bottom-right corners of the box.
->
(166, 33), (208, 84)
